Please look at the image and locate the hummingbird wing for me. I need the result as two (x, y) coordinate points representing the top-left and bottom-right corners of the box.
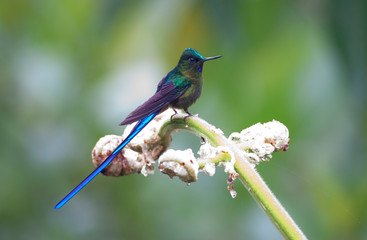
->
(119, 79), (191, 125)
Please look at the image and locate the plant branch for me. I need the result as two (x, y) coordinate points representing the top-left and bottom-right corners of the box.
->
(158, 111), (307, 240)
(92, 109), (307, 239)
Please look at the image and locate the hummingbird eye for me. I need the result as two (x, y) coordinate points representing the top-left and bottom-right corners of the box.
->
(189, 57), (196, 63)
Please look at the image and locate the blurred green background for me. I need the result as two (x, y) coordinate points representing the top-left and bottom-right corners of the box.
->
(1, 0), (366, 239)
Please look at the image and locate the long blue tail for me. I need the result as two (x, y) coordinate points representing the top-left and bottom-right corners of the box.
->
(54, 112), (159, 209)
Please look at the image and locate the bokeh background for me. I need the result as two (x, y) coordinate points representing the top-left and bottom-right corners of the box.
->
(1, 0), (366, 239)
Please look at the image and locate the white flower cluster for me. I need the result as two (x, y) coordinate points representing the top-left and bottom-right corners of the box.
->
(91, 110), (289, 199)
(156, 120), (289, 198)
(158, 149), (199, 183)
(92, 134), (155, 176)
(228, 120), (289, 165)
(91, 109), (178, 177)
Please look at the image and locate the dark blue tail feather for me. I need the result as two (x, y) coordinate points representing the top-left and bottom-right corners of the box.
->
(54, 112), (159, 209)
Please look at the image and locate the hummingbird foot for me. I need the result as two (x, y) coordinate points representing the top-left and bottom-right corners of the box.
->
(170, 108), (178, 121)
(183, 109), (193, 122)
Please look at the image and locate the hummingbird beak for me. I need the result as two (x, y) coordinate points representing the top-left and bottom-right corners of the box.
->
(204, 55), (222, 61)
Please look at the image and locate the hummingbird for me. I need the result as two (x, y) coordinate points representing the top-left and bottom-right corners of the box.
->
(54, 48), (221, 209)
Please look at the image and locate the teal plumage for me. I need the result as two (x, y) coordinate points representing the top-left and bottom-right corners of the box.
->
(120, 48), (221, 124)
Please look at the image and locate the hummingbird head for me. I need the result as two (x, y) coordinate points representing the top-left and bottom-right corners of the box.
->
(178, 48), (221, 79)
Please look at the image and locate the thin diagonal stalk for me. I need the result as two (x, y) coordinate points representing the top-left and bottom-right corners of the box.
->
(159, 115), (307, 240)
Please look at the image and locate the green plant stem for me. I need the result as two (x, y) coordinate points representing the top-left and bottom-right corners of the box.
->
(198, 151), (231, 168)
(159, 115), (307, 240)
